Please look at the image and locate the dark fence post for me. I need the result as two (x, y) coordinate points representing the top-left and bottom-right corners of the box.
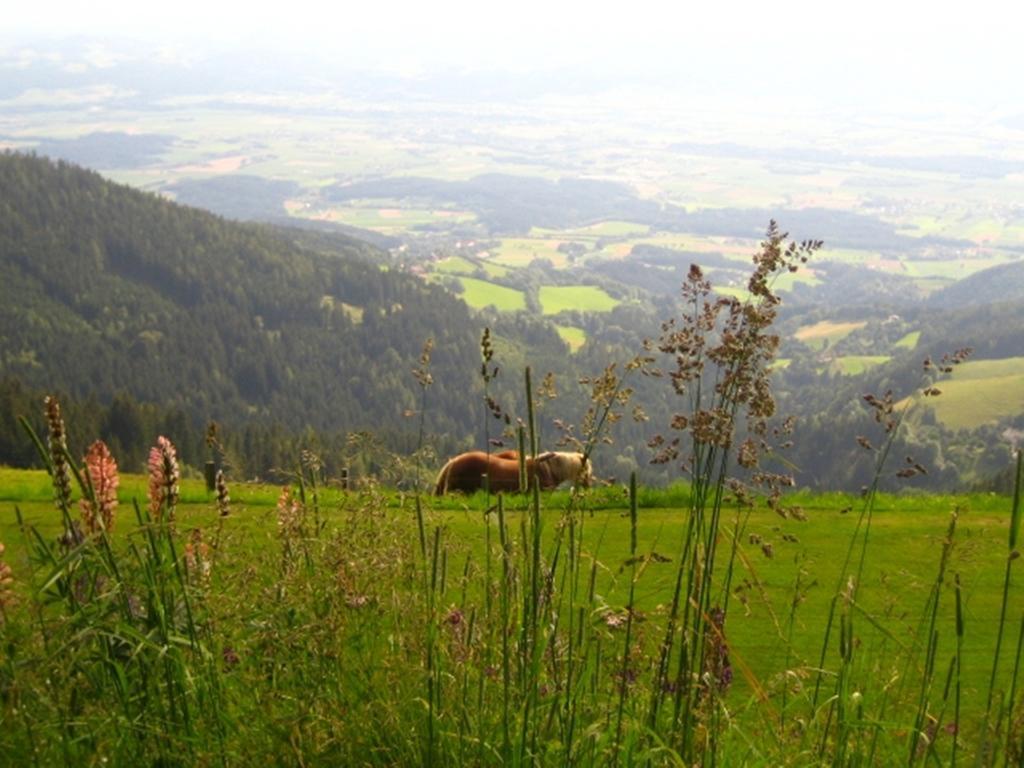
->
(204, 461), (217, 492)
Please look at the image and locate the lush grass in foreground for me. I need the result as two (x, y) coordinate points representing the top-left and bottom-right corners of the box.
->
(2, 467), (1021, 765)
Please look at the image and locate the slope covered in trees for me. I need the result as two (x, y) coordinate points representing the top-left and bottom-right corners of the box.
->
(0, 153), (589, 473)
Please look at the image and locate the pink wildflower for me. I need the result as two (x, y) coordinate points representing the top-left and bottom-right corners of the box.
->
(147, 436), (180, 522)
(0, 541), (14, 614)
(80, 440), (119, 534)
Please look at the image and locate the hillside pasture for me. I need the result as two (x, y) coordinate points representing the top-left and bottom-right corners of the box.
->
(492, 238), (571, 268)
(454, 276), (527, 312)
(794, 319), (867, 350)
(895, 329), (921, 349)
(301, 202), (477, 234)
(905, 356), (1024, 429)
(538, 285), (619, 315)
(554, 323), (587, 352)
(827, 355), (891, 375)
(434, 255), (479, 275)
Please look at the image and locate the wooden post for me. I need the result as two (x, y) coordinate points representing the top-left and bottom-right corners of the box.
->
(204, 461), (217, 492)
(340, 467), (349, 491)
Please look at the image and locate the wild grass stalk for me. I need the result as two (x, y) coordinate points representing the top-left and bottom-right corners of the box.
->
(1004, 613), (1024, 765)
(808, 350), (972, 763)
(612, 472), (639, 764)
(986, 449), (1023, 734)
(642, 223), (819, 764)
(907, 509), (960, 765)
(953, 572), (964, 765)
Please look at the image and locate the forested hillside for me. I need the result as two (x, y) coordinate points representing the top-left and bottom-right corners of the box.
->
(0, 153), (603, 475)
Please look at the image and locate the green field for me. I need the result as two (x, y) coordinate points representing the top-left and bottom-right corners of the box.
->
(531, 220), (650, 238)
(492, 238), (570, 268)
(455, 276), (527, 312)
(539, 285), (619, 314)
(434, 255), (478, 275)
(795, 319), (867, 350)
(895, 329), (921, 349)
(301, 203), (477, 234)
(435, 255), (509, 278)
(554, 324), (587, 352)
(1, 466), (1020, 764)
(908, 356), (1024, 429)
(828, 355), (891, 375)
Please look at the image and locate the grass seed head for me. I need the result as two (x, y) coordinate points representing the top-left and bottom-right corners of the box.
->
(44, 395), (73, 510)
(215, 469), (230, 517)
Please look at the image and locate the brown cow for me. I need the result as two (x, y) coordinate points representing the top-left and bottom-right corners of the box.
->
(433, 450), (591, 495)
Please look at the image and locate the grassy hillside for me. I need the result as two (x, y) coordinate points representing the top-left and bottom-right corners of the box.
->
(902, 357), (1024, 429)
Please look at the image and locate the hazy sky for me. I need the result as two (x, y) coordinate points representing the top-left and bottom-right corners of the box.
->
(6, 0), (1023, 110)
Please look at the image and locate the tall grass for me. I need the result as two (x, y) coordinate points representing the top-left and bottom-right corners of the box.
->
(1, 224), (1022, 765)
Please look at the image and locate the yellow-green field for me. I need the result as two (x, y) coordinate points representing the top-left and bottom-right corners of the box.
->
(907, 356), (1024, 429)
(795, 319), (867, 350)
(531, 220), (650, 238)
(827, 355), (891, 375)
(895, 330), (921, 349)
(554, 324), (587, 352)
(300, 204), (476, 234)
(492, 238), (571, 267)
(434, 255), (479, 275)
(455, 277), (527, 312)
(539, 285), (619, 314)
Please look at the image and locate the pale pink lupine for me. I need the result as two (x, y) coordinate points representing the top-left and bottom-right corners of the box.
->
(0, 541), (13, 614)
(80, 440), (119, 534)
(147, 436), (180, 522)
(276, 487), (303, 538)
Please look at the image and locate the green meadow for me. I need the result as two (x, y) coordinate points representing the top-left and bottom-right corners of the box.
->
(896, 330), (922, 349)
(554, 324), (587, 352)
(435, 254), (511, 280)
(539, 285), (619, 314)
(1, 467), (1021, 765)
(795, 319), (867, 350)
(828, 355), (892, 375)
(303, 204), (476, 234)
(456, 277), (527, 312)
(906, 357), (1024, 429)
(492, 238), (571, 268)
